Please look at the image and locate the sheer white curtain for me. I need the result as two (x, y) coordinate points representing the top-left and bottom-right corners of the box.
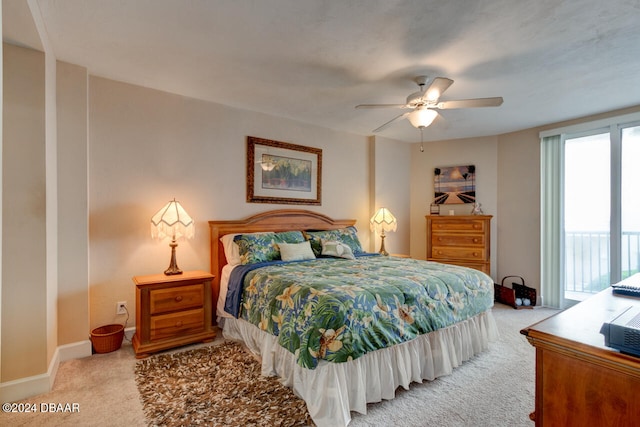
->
(540, 134), (564, 308)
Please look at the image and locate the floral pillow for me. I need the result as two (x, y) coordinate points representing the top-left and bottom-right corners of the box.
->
(304, 226), (363, 256)
(320, 240), (355, 260)
(234, 231), (306, 265)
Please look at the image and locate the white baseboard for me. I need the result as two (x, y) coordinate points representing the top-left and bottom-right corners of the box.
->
(58, 339), (92, 362)
(0, 339), (92, 403)
(124, 326), (136, 341)
(0, 371), (51, 403)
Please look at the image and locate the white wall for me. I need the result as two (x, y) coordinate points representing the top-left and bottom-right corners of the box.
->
(88, 76), (373, 329)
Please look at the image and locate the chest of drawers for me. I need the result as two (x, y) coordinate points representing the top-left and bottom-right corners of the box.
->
(426, 215), (492, 275)
(132, 270), (216, 358)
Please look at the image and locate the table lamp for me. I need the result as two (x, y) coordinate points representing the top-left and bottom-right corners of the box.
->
(370, 207), (397, 256)
(151, 199), (195, 275)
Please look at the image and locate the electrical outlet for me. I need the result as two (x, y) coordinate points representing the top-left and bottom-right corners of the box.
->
(116, 301), (127, 315)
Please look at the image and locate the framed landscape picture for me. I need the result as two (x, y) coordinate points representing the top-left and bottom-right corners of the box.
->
(246, 136), (322, 205)
(433, 165), (476, 204)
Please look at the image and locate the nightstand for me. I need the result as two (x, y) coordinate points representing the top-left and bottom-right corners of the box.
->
(132, 270), (216, 358)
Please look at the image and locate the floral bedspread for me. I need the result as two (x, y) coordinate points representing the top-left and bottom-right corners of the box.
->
(234, 256), (494, 369)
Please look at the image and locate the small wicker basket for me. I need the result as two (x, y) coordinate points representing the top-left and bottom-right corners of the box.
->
(90, 324), (124, 353)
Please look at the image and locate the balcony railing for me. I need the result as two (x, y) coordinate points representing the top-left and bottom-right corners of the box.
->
(565, 231), (640, 299)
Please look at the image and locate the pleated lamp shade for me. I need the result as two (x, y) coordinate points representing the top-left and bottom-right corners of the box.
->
(151, 199), (195, 240)
(369, 207), (397, 234)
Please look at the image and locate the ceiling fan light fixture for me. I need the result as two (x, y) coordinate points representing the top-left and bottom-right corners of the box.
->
(408, 107), (438, 128)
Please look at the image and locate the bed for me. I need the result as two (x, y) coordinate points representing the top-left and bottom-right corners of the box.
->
(209, 209), (497, 427)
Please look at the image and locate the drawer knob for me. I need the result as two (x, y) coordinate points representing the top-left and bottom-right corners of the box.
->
(473, 252), (479, 257)
(176, 321), (183, 327)
(473, 238), (479, 243)
(175, 295), (183, 302)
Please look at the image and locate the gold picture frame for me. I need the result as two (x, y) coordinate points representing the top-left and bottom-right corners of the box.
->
(246, 136), (322, 205)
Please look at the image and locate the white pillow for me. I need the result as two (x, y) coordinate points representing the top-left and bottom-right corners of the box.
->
(220, 234), (241, 266)
(321, 240), (355, 260)
(278, 241), (316, 262)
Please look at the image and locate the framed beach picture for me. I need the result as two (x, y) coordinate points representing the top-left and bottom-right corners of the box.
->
(433, 165), (476, 204)
(246, 136), (322, 205)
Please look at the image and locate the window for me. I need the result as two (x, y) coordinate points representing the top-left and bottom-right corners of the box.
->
(621, 126), (640, 279)
(564, 131), (610, 300)
(541, 113), (640, 308)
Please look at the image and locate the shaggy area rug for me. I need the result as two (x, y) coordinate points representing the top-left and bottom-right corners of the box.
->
(135, 341), (313, 426)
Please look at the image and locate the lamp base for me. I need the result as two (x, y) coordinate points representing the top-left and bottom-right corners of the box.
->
(378, 234), (389, 256)
(164, 266), (183, 276)
(164, 240), (183, 275)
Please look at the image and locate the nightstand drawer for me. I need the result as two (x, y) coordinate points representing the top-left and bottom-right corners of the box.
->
(150, 283), (204, 315)
(431, 246), (486, 261)
(150, 308), (205, 341)
(432, 233), (485, 247)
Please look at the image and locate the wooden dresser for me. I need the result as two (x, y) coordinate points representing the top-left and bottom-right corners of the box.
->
(521, 289), (640, 426)
(132, 270), (216, 358)
(426, 215), (492, 275)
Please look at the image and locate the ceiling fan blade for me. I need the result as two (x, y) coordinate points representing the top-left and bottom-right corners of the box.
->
(355, 104), (409, 109)
(372, 112), (410, 133)
(424, 77), (454, 102)
(437, 97), (504, 109)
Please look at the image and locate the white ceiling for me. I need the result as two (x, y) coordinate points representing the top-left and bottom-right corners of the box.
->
(4, 0), (640, 142)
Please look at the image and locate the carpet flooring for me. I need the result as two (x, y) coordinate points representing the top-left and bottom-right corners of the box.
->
(1, 303), (559, 427)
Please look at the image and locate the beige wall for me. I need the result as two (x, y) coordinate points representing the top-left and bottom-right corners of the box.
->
(87, 76), (376, 330)
(370, 136), (411, 255)
(410, 135), (499, 279)
(57, 60), (89, 345)
(496, 127), (541, 292)
(1, 43), (47, 382)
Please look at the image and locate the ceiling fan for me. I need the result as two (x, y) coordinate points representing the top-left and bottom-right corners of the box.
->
(355, 76), (504, 133)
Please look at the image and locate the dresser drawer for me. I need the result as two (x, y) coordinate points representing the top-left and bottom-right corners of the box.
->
(150, 308), (204, 341)
(431, 218), (487, 232)
(150, 283), (204, 315)
(431, 233), (485, 247)
(431, 246), (487, 261)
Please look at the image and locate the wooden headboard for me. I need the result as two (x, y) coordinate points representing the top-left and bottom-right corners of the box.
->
(208, 209), (356, 314)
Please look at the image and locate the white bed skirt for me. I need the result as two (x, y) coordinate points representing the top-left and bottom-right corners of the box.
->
(222, 309), (498, 427)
